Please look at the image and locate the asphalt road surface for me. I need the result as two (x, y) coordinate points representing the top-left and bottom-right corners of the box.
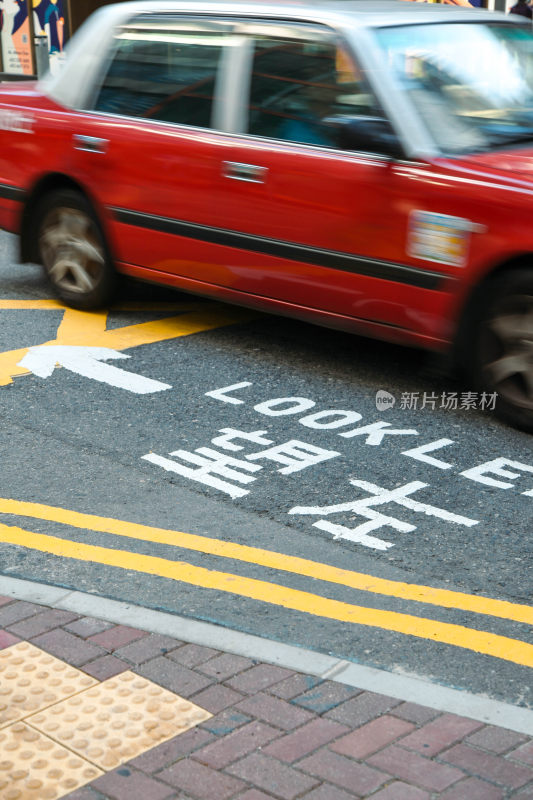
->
(0, 230), (531, 710)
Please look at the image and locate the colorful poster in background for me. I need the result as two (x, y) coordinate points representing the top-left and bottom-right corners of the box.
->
(0, 0), (33, 74)
(32, 0), (69, 68)
(400, 0), (474, 5)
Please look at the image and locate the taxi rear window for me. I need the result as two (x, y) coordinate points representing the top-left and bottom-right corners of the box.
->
(93, 28), (230, 127)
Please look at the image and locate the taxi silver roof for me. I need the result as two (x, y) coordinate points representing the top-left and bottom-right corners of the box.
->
(75, 0), (508, 28)
(42, 0), (516, 110)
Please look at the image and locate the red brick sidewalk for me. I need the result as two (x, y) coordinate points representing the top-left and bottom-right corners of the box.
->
(1, 593), (532, 800)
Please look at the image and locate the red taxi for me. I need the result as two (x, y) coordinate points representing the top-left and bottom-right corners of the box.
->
(0, 0), (532, 432)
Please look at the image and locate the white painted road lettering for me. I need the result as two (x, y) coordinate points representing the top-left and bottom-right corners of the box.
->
(461, 458), (533, 495)
(19, 346), (172, 394)
(339, 421), (418, 445)
(290, 479), (479, 550)
(299, 410), (363, 429)
(302, 519), (396, 551)
(202, 428), (340, 476)
(207, 383), (420, 445)
(143, 429), (340, 497)
(254, 397), (316, 416)
(196, 382), (532, 547)
(204, 384), (533, 495)
(143, 448), (260, 499)
(402, 439), (455, 470)
(211, 428), (272, 451)
(246, 440), (340, 474)
(204, 381), (253, 404)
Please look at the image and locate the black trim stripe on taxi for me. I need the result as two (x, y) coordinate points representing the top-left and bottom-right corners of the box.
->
(0, 183), (448, 291)
(112, 207), (449, 291)
(0, 184), (25, 202)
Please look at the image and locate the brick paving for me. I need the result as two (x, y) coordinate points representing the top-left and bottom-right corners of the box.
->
(0, 594), (532, 800)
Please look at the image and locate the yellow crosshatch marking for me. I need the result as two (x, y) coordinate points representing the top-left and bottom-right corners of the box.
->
(0, 643), (212, 800)
(0, 299), (253, 386)
(0, 500), (532, 668)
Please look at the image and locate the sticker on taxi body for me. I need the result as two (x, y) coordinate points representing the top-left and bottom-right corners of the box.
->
(408, 210), (475, 267)
(0, 109), (33, 133)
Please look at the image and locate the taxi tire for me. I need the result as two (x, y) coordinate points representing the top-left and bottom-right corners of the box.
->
(34, 189), (116, 309)
(469, 268), (533, 434)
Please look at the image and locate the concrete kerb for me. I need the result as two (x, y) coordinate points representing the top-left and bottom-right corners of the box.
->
(1, 574), (532, 736)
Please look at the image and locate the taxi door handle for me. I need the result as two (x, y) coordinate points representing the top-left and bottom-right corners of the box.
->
(73, 134), (108, 154)
(222, 161), (267, 183)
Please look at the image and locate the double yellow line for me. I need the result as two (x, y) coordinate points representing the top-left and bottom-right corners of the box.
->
(0, 498), (531, 667)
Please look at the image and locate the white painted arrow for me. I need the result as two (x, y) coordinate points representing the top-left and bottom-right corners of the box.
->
(18, 346), (172, 394)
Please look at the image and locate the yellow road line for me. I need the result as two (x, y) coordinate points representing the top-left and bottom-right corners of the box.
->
(55, 309), (109, 339)
(0, 522), (531, 667)
(0, 305), (253, 385)
(0, 348), (36, 385)
(52, 307), (253, 350)
(0, 299), (206, 311)
(0, 300), (65, 309)
(0, 498), (530, 625)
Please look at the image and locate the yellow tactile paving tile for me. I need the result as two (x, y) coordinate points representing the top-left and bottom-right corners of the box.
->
(0, 644), (213, 800)
(0, 721), (103, 800)
(0, 643), (97, 728)
(27, 671), (212, 770)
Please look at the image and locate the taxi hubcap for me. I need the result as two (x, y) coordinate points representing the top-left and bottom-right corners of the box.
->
(40, 207), (104, 294)
(483, 294), (533, 410)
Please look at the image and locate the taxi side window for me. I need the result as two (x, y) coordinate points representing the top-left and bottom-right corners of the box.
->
(247, 34), (382, 147)
(93, 28), (228, 127)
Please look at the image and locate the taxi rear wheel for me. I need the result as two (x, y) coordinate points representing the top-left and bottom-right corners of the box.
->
(470, 269), (533, 433)
(34, 189), (116, 309)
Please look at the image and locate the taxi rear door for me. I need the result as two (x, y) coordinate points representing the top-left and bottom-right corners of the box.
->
(71, 14), (238, 284)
